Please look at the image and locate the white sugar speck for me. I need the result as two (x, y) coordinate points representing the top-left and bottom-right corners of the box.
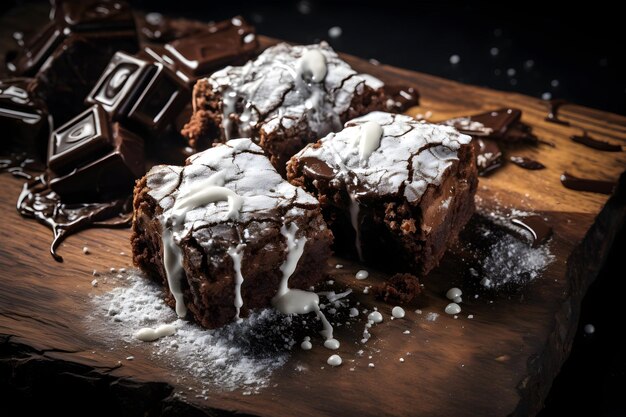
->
(368, 363), (375, 368)
(425, 312), (439, 322)
(399, 358), (405, 363)
(551, 79), (560, 87)
(490, 47), (499, 56)
(542, 92), (552, 101)
(584, 323), (595, 335)
(445, 303), (461, 315)
(524, 59), (535, 69)
(449, 54), (460, 65)
(327, 354), (342, 366)
(355, 270), (369, 280)
(83, 246), (90, 254)
(91, 279), (98, 287)
(328, 26), (342, 39)
(507, 68), (516, 77)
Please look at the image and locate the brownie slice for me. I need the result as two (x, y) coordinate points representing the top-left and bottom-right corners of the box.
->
(181, 42), (387, 175)
(287, 111), (477, 276)
(131, 138), (333, 329)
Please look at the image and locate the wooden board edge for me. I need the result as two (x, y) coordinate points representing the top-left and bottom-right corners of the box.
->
(514, 171), (626, 417)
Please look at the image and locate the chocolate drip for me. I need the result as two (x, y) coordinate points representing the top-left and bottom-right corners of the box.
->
(510, 216), (553, 247)
(509, 156), (545, 170)
(571, 132), (622, 152)
(474, 138), (503, 176)
(17, 174), (132, 262)
(383, 84), (419, 113)
(545, 99), (570, 126)
(560, 172), (616, 195)
(0, 153), (45, 179)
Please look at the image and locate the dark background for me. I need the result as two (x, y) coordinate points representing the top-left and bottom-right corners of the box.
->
(3, 1), (626, 416)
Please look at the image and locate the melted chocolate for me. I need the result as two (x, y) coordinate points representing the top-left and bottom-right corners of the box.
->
(560, 172), (616, 195)
(510, 216), (553, 247)
(571, 132), (622, 152)
(545, 99), (571, 126)
(0, 153), (45, 179)
(509, 155), (545, 170)
(474, 138), (504, 176)
(17, 174), (132, 262)
(383, 84), (420, 113)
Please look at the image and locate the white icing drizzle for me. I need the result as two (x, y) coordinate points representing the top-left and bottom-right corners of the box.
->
(135, 324), (176, 342)
(227, 243), (246, 320)
(162, 172), (243, 318)
(297, 48), (327, 83)
(271, 223), (335, 343)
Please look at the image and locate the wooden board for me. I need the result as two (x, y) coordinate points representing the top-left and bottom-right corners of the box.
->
(1, 7), (626, 417)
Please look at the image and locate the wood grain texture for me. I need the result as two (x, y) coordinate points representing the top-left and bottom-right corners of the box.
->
(1, 8), (626, 416)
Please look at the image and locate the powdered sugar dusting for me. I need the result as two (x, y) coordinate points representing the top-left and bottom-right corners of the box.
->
(90, 271), (291, 394)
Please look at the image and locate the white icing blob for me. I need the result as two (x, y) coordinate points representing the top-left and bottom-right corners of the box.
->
(354, 121), (383, 163)
(452, 296), (462, 304)
(391, 306), (405, 319)
(135, 324), (176, 342)
(323, 338), (340, 350)
(298, 48), (327, 83)
(327, 354), (342, 366)
(227, 244), (246, 320)
(368, 311), (383, 323)
(444, 303), (461, 315)
(355, 269), (369, 280)
(301, 340), (313, 350)
(446, 287), (463, 300)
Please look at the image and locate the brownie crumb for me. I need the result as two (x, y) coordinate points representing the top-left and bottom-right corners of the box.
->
(374, 273), (421, 304)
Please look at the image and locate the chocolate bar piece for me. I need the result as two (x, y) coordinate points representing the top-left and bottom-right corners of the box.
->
(4, 1), (138, 124)
(441, 108), (538, 144)
(51, 0), (136, 33)
(47, 105), (144, 200)
(138, 17), (258, 87)
(0, 78), (52, 158)
(85, 51), (189, 134)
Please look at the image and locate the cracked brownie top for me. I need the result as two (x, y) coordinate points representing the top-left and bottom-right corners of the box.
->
(205, 41), (384, 140)
(146, 138), (319, 243)
(291, 111), (473, 203)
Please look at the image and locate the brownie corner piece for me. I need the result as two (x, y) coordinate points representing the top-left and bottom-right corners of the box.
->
(182, 42), (386, 174)
(287, 111), (478, 276)
(131, 138), (333, 329)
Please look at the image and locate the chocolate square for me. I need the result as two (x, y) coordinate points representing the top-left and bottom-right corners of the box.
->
(138, 17), (258, 87)
(0, 78), (52, 157)
(86, 52), (189, 133)
(85, 52), (154, 117)
(48, 105), (112, 173)
(49, 122), (145, 201)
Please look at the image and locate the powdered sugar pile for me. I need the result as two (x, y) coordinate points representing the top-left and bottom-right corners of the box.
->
(479, 232), (554, 288)
(90, 271), (293, 394)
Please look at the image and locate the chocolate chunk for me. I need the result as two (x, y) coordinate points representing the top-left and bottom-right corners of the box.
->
(509, 155), (546, 170)
(86, 51), (189, 133)
(0, 78), (52, 158)
(474, 138), (503, 176)
(442, 108), (538, 144)
(51, 0), (135, 33)
(47, 107), (144, 200)
(5, 22), (65, 76)
(560, 172), (616, 195)
(373, 273), (421, 304)
(138, 17), (258, 87)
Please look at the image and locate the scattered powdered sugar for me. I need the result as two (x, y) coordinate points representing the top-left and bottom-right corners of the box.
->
(89, 272), (292, 394)
(425, 312), (439, 322)
(479, 233), (554, 288)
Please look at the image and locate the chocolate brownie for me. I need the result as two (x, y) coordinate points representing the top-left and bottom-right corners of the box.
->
(287, 111), (477, 276)
(182, 42), (387, 175)
(131, 138), (333, 329)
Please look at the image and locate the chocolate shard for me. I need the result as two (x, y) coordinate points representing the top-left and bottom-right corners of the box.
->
(85, 51), (189, 134)
(473, 138), (503, 176)
(442, 108), (538, 144)
(5, 21), (64, 76)
(0, 78), (52, 158)
(51, 0), (136, 33)
(139, 17), (258, 87)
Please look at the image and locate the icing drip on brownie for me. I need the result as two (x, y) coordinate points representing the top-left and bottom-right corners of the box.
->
(207, 42), (384, 142)
(351, 121), (383, 163)
(162, 172), (243, 318)
(271, 223), (336, 345)
(227, 243), (246, 320)
(294, 112), (471, 258)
